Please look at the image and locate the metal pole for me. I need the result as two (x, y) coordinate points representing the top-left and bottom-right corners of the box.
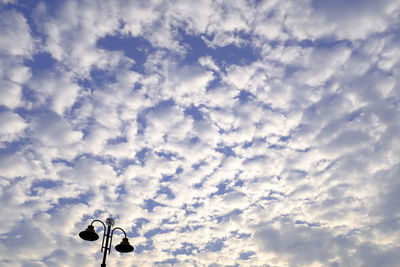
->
(101, 223), (111, 267)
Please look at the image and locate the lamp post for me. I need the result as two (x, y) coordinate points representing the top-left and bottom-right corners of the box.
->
(79, 218), (134, 267)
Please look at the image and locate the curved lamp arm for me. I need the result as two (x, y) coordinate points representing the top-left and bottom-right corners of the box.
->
(91, 220), (107, 253)
(108, 227), (127, 254)
(91, 219), (106, 229)
(111, 227), (127, 238)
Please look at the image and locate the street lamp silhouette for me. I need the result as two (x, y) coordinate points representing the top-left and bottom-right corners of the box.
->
(79, 218), (134, 267)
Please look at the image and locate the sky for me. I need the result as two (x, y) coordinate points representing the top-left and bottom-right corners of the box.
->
(0, 0), (400, 266)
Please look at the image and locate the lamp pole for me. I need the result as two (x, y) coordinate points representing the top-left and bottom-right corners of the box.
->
(101, 220), (112, 267)
(79, 218), (134, 267)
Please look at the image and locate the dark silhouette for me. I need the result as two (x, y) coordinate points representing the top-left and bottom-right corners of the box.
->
(79, 218), (134, 267)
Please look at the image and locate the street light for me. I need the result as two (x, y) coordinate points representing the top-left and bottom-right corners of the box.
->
(79, 218), (134, 267)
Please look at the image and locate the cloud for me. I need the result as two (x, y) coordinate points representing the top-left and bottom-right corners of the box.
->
(0, 9), (33, 56)
(32, 0), (123, 76)
(0, 111), (27, 146)
(0, 81), (23, 110)
(31, 112), (82, 147)
(28, 70), (81, 115)
(313, 0), (400, 40)
(1, 0), (400, 266)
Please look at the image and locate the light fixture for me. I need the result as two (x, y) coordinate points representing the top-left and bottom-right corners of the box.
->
(79, 218), (134, 267)
(115, 237), (134, 253)
(79, 225), (99, 241)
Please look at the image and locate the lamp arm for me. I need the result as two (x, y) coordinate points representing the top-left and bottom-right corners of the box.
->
(108, 227), (128, 254)
(90, 220), (107, 252)
(90, 219), (106, 229)
(111, 227), (127, 238)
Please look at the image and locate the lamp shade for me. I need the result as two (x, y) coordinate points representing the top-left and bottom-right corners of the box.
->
(79, 225), (99, 241)
(115, 238), (134, 253)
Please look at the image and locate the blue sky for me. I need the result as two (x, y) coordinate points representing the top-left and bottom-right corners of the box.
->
(1, 0), (400, 266)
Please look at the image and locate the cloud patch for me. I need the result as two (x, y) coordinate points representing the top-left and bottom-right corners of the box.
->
(1, 0), (400, 266)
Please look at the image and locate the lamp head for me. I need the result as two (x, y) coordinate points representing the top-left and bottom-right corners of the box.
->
(115, 237), (134, 253)
(79, 225), (99, 241)
(106, 218), (115, 226)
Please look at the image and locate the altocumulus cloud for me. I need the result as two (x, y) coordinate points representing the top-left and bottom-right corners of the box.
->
(0, 0), (400, 266)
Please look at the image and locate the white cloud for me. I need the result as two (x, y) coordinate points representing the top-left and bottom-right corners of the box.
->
(312, 0), (400, 40)
(289, 44), (352, 87)
(29, 70), (81, 115)
(0, 80), (22, 109)
(0, 9), (33, 56)
(0, 111), (27, 145)
(1, 56), (32, 84)
(30, 112), (82, 147)
(1, 0), (400, 266)
(32, 0), (122, 76)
